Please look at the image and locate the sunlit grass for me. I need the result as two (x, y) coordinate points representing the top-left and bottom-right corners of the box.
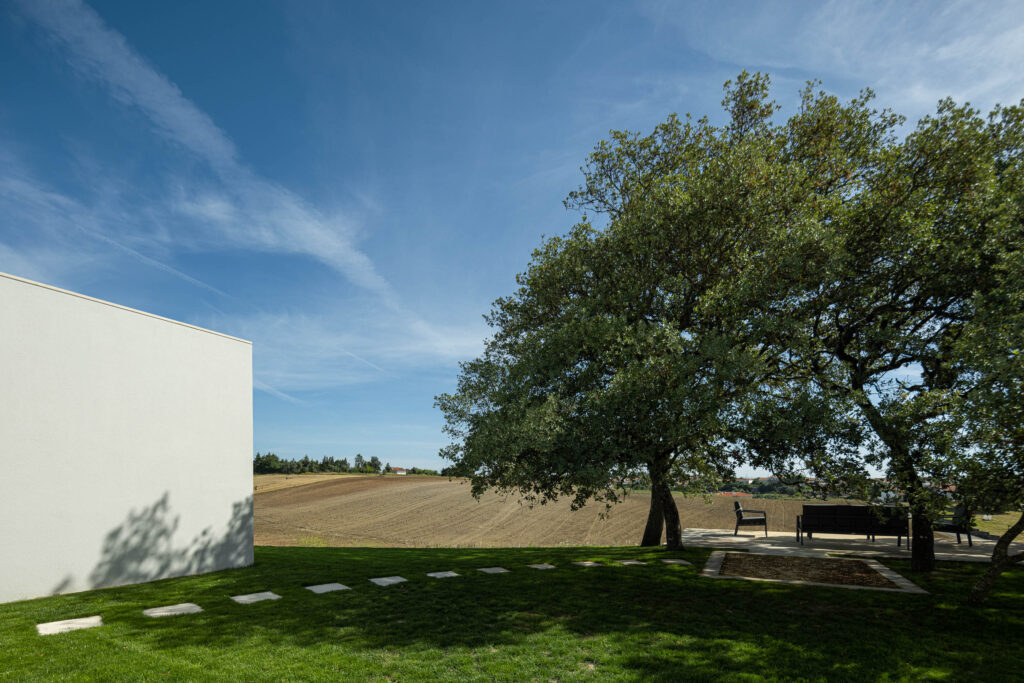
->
(974, 511), (1022, 538)
(1, 546), (1020, 681)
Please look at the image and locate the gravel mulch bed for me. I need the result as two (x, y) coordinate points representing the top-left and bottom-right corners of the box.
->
(719, 553), (900, 589)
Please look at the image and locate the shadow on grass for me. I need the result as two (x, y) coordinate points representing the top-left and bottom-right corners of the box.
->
(7, 545), (1020, 680)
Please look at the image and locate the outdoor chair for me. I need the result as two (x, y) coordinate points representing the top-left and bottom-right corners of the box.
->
(734, 501), (768, 537)
(934, 505), (973, 546)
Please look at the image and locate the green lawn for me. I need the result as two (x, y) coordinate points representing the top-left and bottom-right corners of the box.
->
(1, 546), (1021, 681)
(974, 511), (1022, 538)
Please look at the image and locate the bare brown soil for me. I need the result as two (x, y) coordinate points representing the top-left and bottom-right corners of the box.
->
(719, 553), (899, 588)
(253, 473), (369, 494)
(254, 475), (854, 548)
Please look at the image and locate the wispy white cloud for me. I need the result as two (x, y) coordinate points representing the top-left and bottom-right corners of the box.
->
(0, 158), (229, 296)
(253, 379), (305, 406)
(640, 0), (1024, 118)
(211, 309), (487, 393)
(15, 0), (396, 304)
(7, 0), (495, 406)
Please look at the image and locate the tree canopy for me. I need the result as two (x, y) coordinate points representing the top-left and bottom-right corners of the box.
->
(437, 73), (1023, 594)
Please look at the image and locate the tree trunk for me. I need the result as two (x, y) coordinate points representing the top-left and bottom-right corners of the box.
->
(640, 486), (665, 546)
(854, 389), (937, 571)
(645, 456), (683, 549)
(968, 510), (1024, 606)
(910, 505), (936, 572)
(659, 480), (683, 550)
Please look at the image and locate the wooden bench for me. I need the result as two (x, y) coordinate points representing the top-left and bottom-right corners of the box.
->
(796, 504), (908, 546)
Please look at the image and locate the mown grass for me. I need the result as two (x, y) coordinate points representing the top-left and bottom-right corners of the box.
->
(1, 545), (1021, 681)
(974, 511), (1022, 538)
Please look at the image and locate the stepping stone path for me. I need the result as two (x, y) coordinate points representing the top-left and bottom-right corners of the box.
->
(231, 591), (281, 604)
(306, 583), (350, 594)
(143, 603), (203, 617)
(35, 557), (713, 636)
(370, 576), (407, 586)
(36, 615), (103, 636)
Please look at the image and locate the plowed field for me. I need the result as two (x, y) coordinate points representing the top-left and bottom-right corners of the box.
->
(254, 475), (843, 547)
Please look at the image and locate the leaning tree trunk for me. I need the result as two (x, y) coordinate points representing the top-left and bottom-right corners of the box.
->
(856, 395), (936, 571)
(658, 479), (683, 550)
(647, 455), (682, 550)
(910, 504), (936, 572)
(640, 485), (665, 546)
(968, 510), (1024, 606)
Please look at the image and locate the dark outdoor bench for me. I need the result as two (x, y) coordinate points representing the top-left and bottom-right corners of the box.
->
(734, 501), (768, 537)
(934, 506), (973, 546)
(796, 504), (908, 546)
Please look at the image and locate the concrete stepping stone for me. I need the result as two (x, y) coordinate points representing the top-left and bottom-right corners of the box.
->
(477, 567), (510, 574)
(36, 616), (103, 635)
(143, 603), (203, 617)
(426, 571), (460, 578)
(620, 560), (647, 566)
(572, 561), (601, 567)
(370, 576), (407, 586)
(230, 591), (281, 604)
(527, 563), (556, 570)
(661, 558), (693, 566)
(306, 583), (350, 594)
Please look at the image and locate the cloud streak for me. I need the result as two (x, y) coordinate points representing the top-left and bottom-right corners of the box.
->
(642, 0), (1024, 118)
(0, 161), (229, 297)
(16, 0), (396, 303)
(210, 309), (487, 392)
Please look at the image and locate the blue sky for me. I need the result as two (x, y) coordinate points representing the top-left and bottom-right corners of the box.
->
(3, 1), (1023, 474)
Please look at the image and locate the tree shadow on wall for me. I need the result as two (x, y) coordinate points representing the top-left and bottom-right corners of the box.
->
(51, 492), (252, 595)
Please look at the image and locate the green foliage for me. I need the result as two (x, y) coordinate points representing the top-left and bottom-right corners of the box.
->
(252, 452), (381, 475)
(437, 73), (795, 546)
(438, 71), (1022, 574)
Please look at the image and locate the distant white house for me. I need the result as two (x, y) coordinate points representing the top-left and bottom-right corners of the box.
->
(0, 272), (253, 604)
(392, 467), (407, 475)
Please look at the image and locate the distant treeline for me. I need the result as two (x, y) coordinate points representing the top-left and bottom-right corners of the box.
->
(253, 452), (441, 476)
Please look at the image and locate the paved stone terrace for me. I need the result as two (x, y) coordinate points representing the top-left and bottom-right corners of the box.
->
(680, 527), (1020, 561)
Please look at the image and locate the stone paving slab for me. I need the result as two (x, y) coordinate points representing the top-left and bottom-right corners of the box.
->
(661, 559), (693, 566)
(426, 571), (460, 578)
(36, 615), (103, 635)
(679, 527), (1022, 563)
(619, 560), (647, 566)
(572, 561), (601, 567)
(143, 603), (203, 617)
(231, 591), (281, 604)
(477, 567), (510, 574)
(306, 583), (350, 594)
(527, 563), (556, 570)
(370, 576), (407, 586)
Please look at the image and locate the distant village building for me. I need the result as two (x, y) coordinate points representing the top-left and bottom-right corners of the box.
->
(392, 467), (407, 475)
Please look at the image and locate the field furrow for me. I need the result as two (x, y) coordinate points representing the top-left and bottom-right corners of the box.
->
(254, 475), (850, 547)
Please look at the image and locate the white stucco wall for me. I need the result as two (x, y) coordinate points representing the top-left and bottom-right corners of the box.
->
(0, 272), (253, 604)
